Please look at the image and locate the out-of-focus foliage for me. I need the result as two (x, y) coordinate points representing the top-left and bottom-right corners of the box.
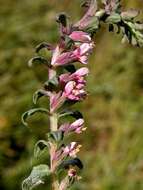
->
(0, 0), (143, 189)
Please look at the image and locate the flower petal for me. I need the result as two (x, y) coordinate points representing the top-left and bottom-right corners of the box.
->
(74, 67), (89, 76)
(64, 81), (75, 95)
(69, 31), (91, 42)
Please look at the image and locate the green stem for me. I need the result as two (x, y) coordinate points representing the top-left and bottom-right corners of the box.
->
(50, 113), (58, 131)
(49, 112), (60, 190)
(52, 174), (59, 190)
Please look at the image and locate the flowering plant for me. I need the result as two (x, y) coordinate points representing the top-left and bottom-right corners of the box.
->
(22, 0), (143, 190)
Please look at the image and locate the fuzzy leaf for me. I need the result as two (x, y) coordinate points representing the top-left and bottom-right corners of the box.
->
(64, 64), (76, 73)
(60, 110), (83, 119)
(60, 158), (83, 170)
(44, 76), (59, 91)
(56, 12), (68, 27)
(48, 131), (64, 143)
(33, 90), (47, 104)
(84, 16), (100, 34)
(22, 165), (50, 190)
(106, 13), (121, 23)
(122, 21), (143, 47)
(34, 140), (49, 158)
(28, 56), (50, 67)
(35, 42), (53, 53)
(22, 108), (49, 126)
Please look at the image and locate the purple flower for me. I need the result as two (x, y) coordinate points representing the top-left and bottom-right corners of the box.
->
(52, 142), (81, 168)
(69, 31), (91, 42)
(59, 119), (86, 134)
(60, 67), (89, 84)
(63, 81), (85, 101)
(63, 142), (81, 158)
(73, 42), (94, 64)
(52, 51), (75, 66)
(49, 68), (89, 111)
(61, 67), (89, 101)
(51, 43), (94, 66)
(51, 45), (61, 66)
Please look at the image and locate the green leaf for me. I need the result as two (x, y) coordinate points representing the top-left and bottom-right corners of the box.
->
(28, 56), (50, 67)
(59, 110), (83, 119)
(85, 16), (100, 34)
(56, 12), (68, 27)
(122, 21), (143, 47)
(106, 13), (121, 24)
(34, 140), (49, 158)
(64, 64), (76, 73)
(22, 164), (51, 190)
(22, 108), (49, 126)
(33, 90), (47, 105)
(60, 158), (83, 170)
(48, 131), (64, 143)
(35, 42), (53, 53)
(44, 76), (59, 91)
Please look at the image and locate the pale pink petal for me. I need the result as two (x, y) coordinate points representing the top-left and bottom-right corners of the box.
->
(59, 123), (70, 132)
(69, 31), (91, 42)
(79, 42), (94, 55)
(64, 81), (75, 95)
(79, 55), (88, 64)
(59, 73), (71, 83)
(51, 45), (61, 65)
(75, 127), (82, 134)
(71, 119), (84, 128)
(70, 142), (77, 149)
(68, 94), (79, 100)
(74, 67), (89, 76)
(55, 52), (76, 66)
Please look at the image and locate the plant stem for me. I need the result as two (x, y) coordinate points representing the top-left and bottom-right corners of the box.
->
(50, 113), (58, 131)
(50, 101), (59, 189)
(52, 174), (59, 190)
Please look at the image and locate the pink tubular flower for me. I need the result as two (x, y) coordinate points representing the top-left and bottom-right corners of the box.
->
(63, 142), (82, 158)
(60, 67), (89, 101)
(51, 43), (94, 66)
(69, 31), (91, 42)
(63, 81), (86, 101)
(51, 45), (61, 66)
(52, 142), (81, 165)
(60, 67), (89, 84)
(73, 42), (94, 64)
(52, 51), (75, 66)
(59, 119), (86, 134)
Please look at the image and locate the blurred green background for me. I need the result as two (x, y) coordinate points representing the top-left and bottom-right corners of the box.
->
(0, 0), (143, 189)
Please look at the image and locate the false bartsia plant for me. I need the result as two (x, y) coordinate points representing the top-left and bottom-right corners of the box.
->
(22, 0), (143, 189)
